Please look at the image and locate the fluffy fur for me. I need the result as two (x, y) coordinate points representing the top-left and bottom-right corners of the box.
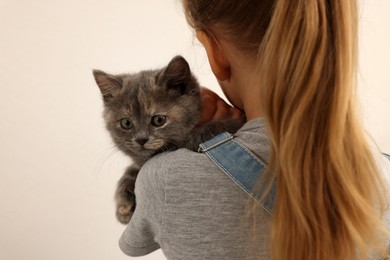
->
(93, 56), (244, 224)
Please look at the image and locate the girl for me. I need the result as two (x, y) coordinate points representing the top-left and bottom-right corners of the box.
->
(120, 0), (390, 259)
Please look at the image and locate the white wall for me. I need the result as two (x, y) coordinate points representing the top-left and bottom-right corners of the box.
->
(359, 0), (390, 152)
(0, 1), (389, 260)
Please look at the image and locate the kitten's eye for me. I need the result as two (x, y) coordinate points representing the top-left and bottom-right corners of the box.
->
(120, 118), (133, 130)
(151, 115), (167, 127)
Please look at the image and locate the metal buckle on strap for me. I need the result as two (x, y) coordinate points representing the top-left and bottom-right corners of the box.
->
(197, 133), (235, 153)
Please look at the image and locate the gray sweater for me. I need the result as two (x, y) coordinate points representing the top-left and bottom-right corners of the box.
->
(119, 118), (390, 260)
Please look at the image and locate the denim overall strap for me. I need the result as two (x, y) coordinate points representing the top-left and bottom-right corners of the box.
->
(198, 132), (276, 215)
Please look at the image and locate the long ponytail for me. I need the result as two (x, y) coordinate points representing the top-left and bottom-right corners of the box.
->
(257, 1), (389, 259)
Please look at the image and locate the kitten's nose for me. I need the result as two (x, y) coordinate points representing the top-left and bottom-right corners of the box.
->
(136, 138), (149, 146)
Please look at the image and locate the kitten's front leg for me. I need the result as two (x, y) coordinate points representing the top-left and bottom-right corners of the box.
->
(115, 165), (139, 224)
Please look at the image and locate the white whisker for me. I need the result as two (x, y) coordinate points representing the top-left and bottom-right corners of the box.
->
(91, 141), (130, 179)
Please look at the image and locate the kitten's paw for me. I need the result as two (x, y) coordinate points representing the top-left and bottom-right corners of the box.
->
(115, 166), (139, 224)
(115, 185), (136, 224)
(116, 199), (135, 224)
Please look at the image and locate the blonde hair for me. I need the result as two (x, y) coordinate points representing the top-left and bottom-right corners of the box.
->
(183, 0), (389, 259)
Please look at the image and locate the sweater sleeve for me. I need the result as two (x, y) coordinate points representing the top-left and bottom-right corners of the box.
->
(119, 154), (167, 257)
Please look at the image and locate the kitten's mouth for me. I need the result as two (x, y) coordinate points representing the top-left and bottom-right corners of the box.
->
(153, 143), (178, 154)
(139, 146), (157, 153)
(141, 140), (178, 153)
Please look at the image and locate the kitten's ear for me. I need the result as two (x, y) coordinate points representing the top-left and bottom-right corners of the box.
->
(93, 70), (123, 100)
(158, 56), (192, 94)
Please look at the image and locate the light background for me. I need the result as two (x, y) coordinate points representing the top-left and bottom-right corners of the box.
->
(0, 1), (389, 260)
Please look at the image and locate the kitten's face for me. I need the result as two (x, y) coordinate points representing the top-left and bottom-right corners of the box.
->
(93, 56), (201, 164)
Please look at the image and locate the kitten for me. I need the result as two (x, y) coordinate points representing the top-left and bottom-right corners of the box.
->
(93, 56), (244, 224)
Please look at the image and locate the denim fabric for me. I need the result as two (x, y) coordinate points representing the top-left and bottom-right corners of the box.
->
(199, 133), (389, 217)
(199, 132), (276, 215)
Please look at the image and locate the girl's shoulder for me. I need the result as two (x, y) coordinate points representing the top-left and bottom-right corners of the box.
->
(137, 148), (220, 192)
(133, 148), (272, 259)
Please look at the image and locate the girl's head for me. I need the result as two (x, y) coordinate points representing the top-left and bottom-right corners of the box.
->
(183, 0), (273, 54)
(183, 1), (390, 259)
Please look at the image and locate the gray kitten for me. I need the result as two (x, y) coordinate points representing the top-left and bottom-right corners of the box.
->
(93, 56), (244, 224)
